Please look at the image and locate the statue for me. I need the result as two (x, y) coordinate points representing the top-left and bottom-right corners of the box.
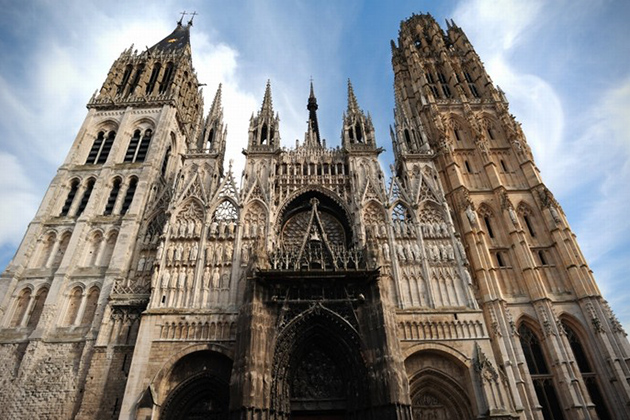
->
(211, 267), (221, 289)
(465, 204), (478, 226)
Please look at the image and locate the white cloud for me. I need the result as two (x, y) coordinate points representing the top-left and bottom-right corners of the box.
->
(0, 153), (39, 248)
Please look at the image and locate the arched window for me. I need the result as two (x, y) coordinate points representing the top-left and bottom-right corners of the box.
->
(127, 63), (145, 94)
(80, 287), (100, 326)
(121, 178), (137, 214)
(354, 122), (363, 143)
(84, 232), (103, 267)
(64, 287), (83, 326)
(146, 63), (161, 94)
(117, 64), (133, 94)
(124, 129), (152, 163)
(524, 214), (536, 237)
(99, 231), (118, 267)
(159, 62), (174, 94)
(26, 287), (48, 329)
(260, 124), (268, 144)
(60, 179), (79, 216)
(207, 128), (215, 148)
(52, 232), (71, 268)
(483, 216), (494, 238)
(161, 146), (171, 177)
(562, 322), (611, 420)
(9, 288), (31, 327)
(124, 130), (141, 162)
(136, 129), (152, 162)
(86, 131), (105, 164)
(104, 178), (121, 215)
(35, 233), (56, 267)
(518, 324), (565, 420)
(76, 178), (95, 216)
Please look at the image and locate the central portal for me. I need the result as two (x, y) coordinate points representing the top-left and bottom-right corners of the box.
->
(289, 345), (347, 416)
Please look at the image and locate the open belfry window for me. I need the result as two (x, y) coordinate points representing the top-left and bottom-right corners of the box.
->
(86, 130), (115, 164)
(124, 129), (153, 163)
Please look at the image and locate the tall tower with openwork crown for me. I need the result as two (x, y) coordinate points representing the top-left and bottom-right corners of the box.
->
(391, 12), (630, 420)
(0, 11), (628, 420)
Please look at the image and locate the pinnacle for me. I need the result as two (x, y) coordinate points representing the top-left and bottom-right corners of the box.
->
(261, 79), (274, 114)
(347, 79), (360, 114)
(209, 83), (223, 118)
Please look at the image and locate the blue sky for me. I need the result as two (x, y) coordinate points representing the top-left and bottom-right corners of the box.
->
(1, 0), (629, 329)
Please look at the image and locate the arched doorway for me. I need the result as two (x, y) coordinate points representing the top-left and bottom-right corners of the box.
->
(406, 350), (475, 420)
(160, 350), (232, 420)
(271, 305), (369, 419)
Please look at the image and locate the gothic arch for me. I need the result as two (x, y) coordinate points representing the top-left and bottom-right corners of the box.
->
(446, 113), (473, 145)
(146, 345), (233, 417)
(391, 200), (415, 222)
(158, 350), (233, 420)
(405, 348), (475, 420)
(129, 117), (157, 131)
(278, 188), (353, 245)
(278, 186), (351, 228)
(93, 119), (120, 133)
(271, 305), (369, 417)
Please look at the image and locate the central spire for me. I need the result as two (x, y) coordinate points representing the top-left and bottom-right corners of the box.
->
(307, 80), (321, 145)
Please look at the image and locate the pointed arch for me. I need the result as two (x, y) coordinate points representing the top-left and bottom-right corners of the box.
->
(405, 347), (475, 420)
(9, 287), (32, 327)
(559, 315), (612, 420)
(26, 286), (48, 329)
(271, 305), (370, 416)
(517, 319), (565, 420)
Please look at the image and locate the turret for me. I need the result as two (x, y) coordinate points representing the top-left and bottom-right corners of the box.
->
(341, 79), (377, 150)
(247, 80), (280, 151)
(195, 84), (227, 172)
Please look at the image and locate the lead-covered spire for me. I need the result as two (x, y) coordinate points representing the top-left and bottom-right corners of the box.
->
(306, 80), (321, 146)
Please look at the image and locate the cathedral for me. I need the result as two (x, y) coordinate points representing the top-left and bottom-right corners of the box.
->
(1, 12), (629, 420)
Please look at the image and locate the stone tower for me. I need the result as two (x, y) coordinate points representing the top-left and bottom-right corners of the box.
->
(391, 13), (630, 420)
(0, 12), (629, 420)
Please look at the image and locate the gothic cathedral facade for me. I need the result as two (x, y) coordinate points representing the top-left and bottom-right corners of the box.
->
(1, 13), (629, 420)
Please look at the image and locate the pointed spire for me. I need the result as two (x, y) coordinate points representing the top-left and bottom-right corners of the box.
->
(307, 79), (321, 145)
(347, 79), (360, 114)
(209, 83), (223, 118)
(261, 79), (274, 114)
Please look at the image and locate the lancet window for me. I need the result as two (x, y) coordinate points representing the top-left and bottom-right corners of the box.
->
(7, 286), (48, 329)
(159, 62), (174, 94)
(518, 324), (564, 420)
(86, 130), (115, 164)
(561, 322), (611, 420)
(124, 129), (153, 163)
(117, 64), (133, 94)
(60, 179), (80, 216)
(146, 63), (161, 94)
(121, 177), (138, 214)
(63, 285), (100, 327)
(104, 178), (121, 215)
(76, 178), (95, 216)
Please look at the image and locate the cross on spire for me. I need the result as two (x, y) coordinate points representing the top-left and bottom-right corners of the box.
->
(178, 11), (188, 25)
(188, 11), (198, 26)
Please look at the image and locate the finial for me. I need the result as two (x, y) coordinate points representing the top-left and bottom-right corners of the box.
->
(188, 11), (198, 26)
(309, 77), (315, 98)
